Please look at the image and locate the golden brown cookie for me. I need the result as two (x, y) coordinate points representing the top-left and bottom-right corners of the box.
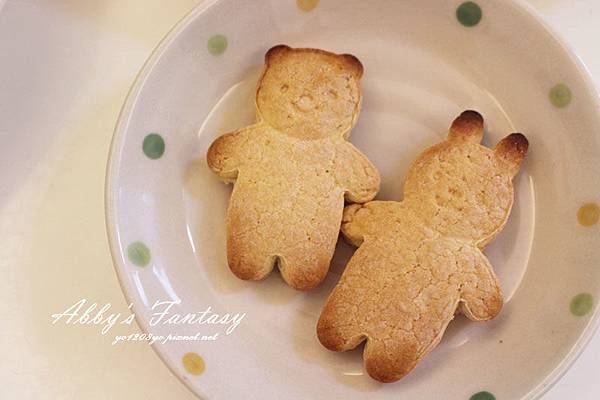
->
(317, 111), (528, 382)
(207, 45), (380, 290)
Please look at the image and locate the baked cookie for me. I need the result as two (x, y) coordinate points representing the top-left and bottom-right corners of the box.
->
(207, 45), (380, 290)
(317, 111), (528, 382)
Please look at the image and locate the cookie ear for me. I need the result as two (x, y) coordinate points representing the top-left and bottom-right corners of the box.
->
(340, 53), (364, 79)
(494, 133), (529, 177)
(448, 110), (484, 143)
(265, 45), (291, 64)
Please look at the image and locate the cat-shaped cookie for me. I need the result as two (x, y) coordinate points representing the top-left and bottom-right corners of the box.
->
(317, 111), (528, 382)
(207, 45), (380, 290)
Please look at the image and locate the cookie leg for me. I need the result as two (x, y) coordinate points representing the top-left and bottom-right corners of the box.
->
(363, 280), (461, 382)
(277, 252), (330, 291)
(228, 233), (331, 289)
(225, 187), (280, 282)
(459, 251), (503, 321)
(317, 319), (365, 352)
(227, 235), (276, 281)
(317, 291), (365, 351)
(363, 334), (419, 383)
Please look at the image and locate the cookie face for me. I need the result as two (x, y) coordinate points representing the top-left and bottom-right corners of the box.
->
(207, 46), (380, 290)
(256, 45), (364, 140)
(404, 112), (526, 245)
(317, 111), (528, 382)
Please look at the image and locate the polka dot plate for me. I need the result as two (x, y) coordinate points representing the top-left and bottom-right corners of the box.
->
(106, 0), (600, 399)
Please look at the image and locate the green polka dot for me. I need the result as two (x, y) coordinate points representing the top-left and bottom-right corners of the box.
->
(570, 293), (594, 317)
(549, 83), (572, 108)
(127, 242), (151, 267)
(470, 392), (495, 400)
(143, 133), (165, 159)
(183, 352), (205, 375)
(207, 34), (228, 56)
(457, 1), (482, 27)
(297, 0), (319, 12)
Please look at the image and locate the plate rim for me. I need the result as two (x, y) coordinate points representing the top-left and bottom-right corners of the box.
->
(104, 1), (600, 399)
(105, 1), (219, 399)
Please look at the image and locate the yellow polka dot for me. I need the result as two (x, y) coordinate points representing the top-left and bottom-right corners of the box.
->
(297, 0), (319, 12)
(578, 203), (600, 227)
(182, 352), (205, 375)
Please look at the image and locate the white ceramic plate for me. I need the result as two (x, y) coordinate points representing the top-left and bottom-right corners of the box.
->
(106, 0), (600, 399)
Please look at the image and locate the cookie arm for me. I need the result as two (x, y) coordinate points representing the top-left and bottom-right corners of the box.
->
(459, 249), (503, 321)
(334, 143), (380, 203)
(206, 128), (254, 182)
(341, 201), (394, 246)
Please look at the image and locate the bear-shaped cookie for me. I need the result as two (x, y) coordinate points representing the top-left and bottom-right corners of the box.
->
(317, 110), (528, 382)
(207, 45), (380, 290)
